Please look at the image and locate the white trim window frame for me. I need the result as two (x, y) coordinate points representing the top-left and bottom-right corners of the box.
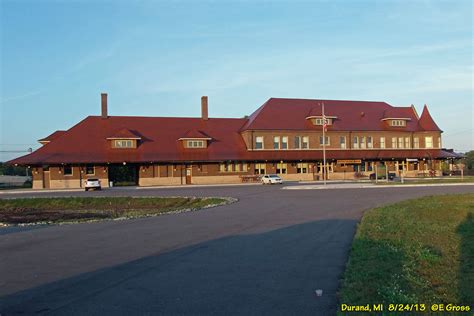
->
(114, 139), (133, 148)
(425, 136), (433, 149)
(255, 136), (264, 150)
(405, 137), (411, 149)
(294, 136), (301, 149)
(339, 136), (346, 149)
(302, 136), (309, 149)
(367, 136), (373, 149)
(353, 136), (359, 149)
(281, 136), (288, 149)
(413, 137), (420, 149)
(273, 136), (280, 150)
(380, 137), (385, 149)
(360, 136), (366, 149)
(319, 136), (330, 146)
(398, 137), (404, 149)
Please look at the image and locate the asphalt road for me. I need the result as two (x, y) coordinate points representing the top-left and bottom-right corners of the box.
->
(0, 184), (473, 315)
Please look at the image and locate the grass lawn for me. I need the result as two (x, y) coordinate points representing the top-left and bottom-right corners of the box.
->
(376, 176), (474, 185)
(339, 193), (474, 312)
(0, 197), (231, 225)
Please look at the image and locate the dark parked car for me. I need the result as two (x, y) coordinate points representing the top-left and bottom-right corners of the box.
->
(369, 172), (396, 180)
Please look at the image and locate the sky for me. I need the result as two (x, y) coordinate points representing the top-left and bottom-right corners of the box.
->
(0, 0), (472, 161)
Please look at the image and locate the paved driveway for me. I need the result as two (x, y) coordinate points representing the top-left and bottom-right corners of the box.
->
(1, 184), (473, 315)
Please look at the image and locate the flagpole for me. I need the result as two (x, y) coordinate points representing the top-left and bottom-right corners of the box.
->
(322, 102), (327, 186)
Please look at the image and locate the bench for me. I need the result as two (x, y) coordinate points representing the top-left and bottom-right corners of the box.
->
(240, 175), (261, 183)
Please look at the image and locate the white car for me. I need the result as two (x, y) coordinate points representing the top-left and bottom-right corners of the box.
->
(84, 178), (101, 191)
(261, 174), (283, 185)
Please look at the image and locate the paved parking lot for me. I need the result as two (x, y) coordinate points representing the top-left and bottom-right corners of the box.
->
(1, 184), (473, 315)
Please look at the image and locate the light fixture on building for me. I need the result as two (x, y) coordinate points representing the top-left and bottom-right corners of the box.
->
(123, 162), (127, 165)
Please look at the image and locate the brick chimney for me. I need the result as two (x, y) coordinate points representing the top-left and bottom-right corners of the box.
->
(201, 96), (208, 120)
(101, 93), (108, 119)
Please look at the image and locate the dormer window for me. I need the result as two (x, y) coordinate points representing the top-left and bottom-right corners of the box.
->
(179, 129), (212, 149)
(187, 140), (205, 148)
(381, 118), (410, 127)
(114, 140), (134, 148)
(390, 120), (406, 127)
(305, 115), (336, 126)
(107, 128), (142, 149)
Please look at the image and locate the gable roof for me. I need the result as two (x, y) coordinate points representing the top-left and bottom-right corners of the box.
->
(10, 116), (249, 164)
(241, 98), (421, 131)
(8, 97), (446, 165)
(418, 105), (442, 131)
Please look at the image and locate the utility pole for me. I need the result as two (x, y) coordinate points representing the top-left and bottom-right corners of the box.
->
(322, 102), (327, 186)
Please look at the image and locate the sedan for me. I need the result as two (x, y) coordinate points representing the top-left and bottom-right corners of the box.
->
(261, 174), (283, 185)
(84, 178), (101, 191)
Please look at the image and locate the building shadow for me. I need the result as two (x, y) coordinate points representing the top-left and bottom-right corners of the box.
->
(457, 213), (474, 304)
(1, 219), (358, 316)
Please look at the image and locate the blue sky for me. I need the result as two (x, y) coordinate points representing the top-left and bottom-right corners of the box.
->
(1, 0), (472, 161)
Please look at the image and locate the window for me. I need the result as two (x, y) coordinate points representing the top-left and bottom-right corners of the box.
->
(255, 136), (264, 149)
(281, 136), (288, 149)
(360, 136), (366, 149)
(187, 140), (205, 148)
(294, 136), (301, 149)
(219, 163), (230, 172)
(340, 136), (346, 149)
(390, 120), (406, 127)
(313, 118), (332, 126)
(276, 163), (287, 174)
(273, 136), (280, 149)
(380, 137), (385, 149)
(319, 136), (330, 146)
(353, 136), (359, 149)
(254, 163), (266, 174)
(413, 137), (419, 149)
(242, 163), (248, 171)
(405, 137), (410, 149)
(398, 137), (404, 149)
(438, 137), (441, 148)
(425, 136), (433, 148)
(235, 164), (241, 172)
(64, 165), (73, 176)
(114, 140), (133, 148)
(302, 136), (309, 149)
(392, 137), (397, 148)
(297, 163), (308, 174)
(85, 165), (95, 175)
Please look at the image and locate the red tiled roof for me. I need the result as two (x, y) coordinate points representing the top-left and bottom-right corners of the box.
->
(241, 98), (420, 131)
(179, 129), (212, 140)
(418, 105), (442, 131)
(9, 116), (249, 164)
(8, 98), (447, 165)
(107, 128), (142, 139)
(382, 107), (414, 119)
(38, 130), (66, 143)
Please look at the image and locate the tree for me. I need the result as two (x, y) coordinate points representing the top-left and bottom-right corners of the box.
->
(465, 150), (474, 170)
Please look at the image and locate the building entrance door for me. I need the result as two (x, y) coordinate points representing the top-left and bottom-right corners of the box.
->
(185, 168), (192, 184)
(43, 171), (50, 189)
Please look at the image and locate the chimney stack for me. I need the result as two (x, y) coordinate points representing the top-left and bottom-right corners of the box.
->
(201, 96), (208, 120)
(101, 93), (108, 119)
